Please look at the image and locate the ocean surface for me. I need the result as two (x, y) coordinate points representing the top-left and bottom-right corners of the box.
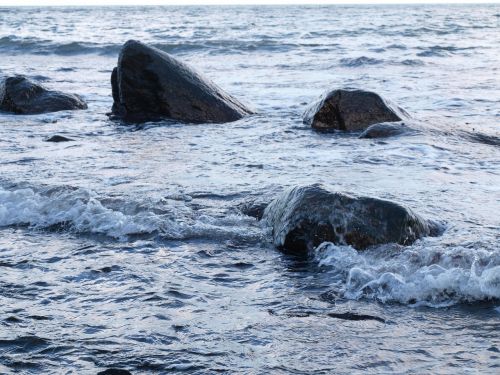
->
(0, 4), (499, 374)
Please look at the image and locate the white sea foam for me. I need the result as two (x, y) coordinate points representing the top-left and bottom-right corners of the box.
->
(314, 241), (500, 306)
(0, 186), (261, 241)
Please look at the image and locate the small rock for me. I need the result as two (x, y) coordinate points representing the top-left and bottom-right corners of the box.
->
(0, 75), (87, 114)
(238, 199), (269, 220)
(97, 369), (132, 375)
(359, 121), (412, 139)
(45, 135), (74, 142)
(327, 312), (386, 323)
(5, 316), (22, 323)
(303, 89), (407, 132)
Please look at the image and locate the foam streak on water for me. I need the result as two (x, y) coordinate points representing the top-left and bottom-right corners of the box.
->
(0, 4), (499, 374)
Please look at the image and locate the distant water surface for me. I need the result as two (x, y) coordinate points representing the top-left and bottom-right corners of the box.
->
(0, 5), (499, 374)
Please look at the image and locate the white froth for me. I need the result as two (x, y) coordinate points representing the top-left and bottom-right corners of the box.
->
(314, 241), (500, 306)
(0, 186), (261, 241)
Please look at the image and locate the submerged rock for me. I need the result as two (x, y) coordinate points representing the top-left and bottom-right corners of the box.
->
(45, 135), (74, 142)
(263, 184), (442, 255)
(460, 130), (500, 147)
(359, 121), (413, 139)
(0, 75), (87, 114)
(110, 40), (253, 123)
(97, 370), (132, 375)
(238, 199), (269, 220)
(303, 89), (407, 132)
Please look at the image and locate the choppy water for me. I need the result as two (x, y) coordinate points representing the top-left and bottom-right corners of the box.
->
(0, 4), (499, 374)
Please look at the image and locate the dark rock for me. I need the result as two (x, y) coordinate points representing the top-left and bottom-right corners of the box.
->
(263, 184), (442, 255)
(238, 199), (269, 220)
(45, 135), (74, 142)
(110, 40), (253, 123)
(327, 312), (386, 323)
(272, 309), (385, 323)
(0, 75), (87, 114)
(460, 130), (500, 147)
(97, 369), (132, 375)
(111, 67), (120, 114)
(5, 316), (22, 323)
(303, 89), (407, 132)
(359, 121), (413, 139)
(28, 315), (52, 321)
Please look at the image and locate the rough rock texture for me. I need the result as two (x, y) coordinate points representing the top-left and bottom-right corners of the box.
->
(263, 184), (442, 255)
(110, 40), (253, 123)
(359, 121), (412, 139)
(303, 89), (407, 132)
(0, 76), (87, 114)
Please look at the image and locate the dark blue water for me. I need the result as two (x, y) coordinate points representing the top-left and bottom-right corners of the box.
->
(0, 5), (499, 374)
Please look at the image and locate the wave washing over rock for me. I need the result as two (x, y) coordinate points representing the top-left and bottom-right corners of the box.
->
(0, 4), (499, 374)
(314, 242), (500, 306)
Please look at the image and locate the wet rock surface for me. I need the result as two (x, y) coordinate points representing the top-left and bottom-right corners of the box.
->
(263, 184), (442, 255)
(359, 121), (414, 139)
(97, 369), (132, 375)
(237, 198), (269, 220)
(303, 89), (407, 132)
(0, 76), (87, 114)
(110, 40), (253, 123)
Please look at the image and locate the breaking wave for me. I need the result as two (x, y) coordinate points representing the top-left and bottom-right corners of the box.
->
(314, 242), (500, 307)
(0, 185), (262, 242)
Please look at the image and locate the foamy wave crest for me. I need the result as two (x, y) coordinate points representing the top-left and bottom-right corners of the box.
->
(314, 242), (500, 306)
(0, 186), (262, 242)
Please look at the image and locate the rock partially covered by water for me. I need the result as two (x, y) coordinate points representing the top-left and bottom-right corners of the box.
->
(263, 184), (442, 255)
(97, 369), (132, 375)
(359, 121), (413, 139)
(110, 40), (253, 123)
(238, 199), (269, 220)
(0, 75), (87, 114)
(303, 89), (407, 131)
(45, 135), (74, 142)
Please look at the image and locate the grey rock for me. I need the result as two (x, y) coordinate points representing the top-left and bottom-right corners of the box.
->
(0, 75), (87, 114)
(359, 121), (413, 139)
(303, 89), (407, 132)
(263, 184), (442, 255)
(111, 40), (253, 123)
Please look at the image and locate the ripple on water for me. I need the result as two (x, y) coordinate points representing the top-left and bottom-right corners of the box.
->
(0, 3), (499, 374)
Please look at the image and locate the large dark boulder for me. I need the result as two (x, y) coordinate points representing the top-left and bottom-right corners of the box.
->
(263, 184), (442, 255)
(110, 40), (253, 123)
(303, 89), (407, 132)
(0, 76), (87, 114)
